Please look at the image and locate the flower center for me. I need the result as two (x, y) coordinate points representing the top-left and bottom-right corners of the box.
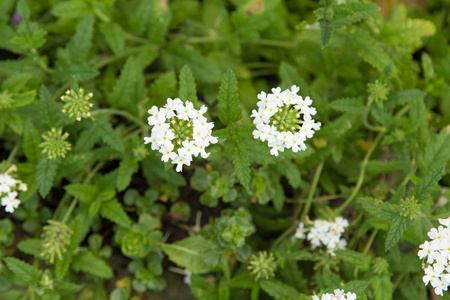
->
(270, 105), (302, 133)
(169, 117), (193, 151)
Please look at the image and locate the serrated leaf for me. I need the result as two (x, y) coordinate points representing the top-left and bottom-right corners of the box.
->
(52, 63), (99, 84)
(408, 166), (444, 202)
(385, 215), (410, 251)
(381, 5), (435, 51)
(128, 0), (153, 35)
(350, 29), (392, 72)
(99, 22), (124, 56)
(64, 184), (99, 203)
(329, 97), (365, 113)
(100, 199), (132, 228)
(227, 139), (250, 188)
(217, 69), (241, 125)
(342, 280), (371, 293)
(67, 15), (94, 62)
(371, 275), (393, 300)
(334, 2), (379, 27)
(160, 236), (214, 274)
(259, 280), (300, 299)
(53, 280), (82, 293)
(162, 41), (222, 83)
(72, 251), (113, 279)
(39, 85), (61, 128)
(117, 156), (138, 192)
(11, 21), (47, 50)
(90, 115), (124, 152)
(17, 238), (42, 257)
(16, 0), (30, 19)
(385, 89), (424, 109)
(318, 18), (333, 47)
(108, 56), (141, 109)
(334, 249), (372, 270)
(36, 156), (58, 198)
(23, 120), (41, 163)
(3, 257), (43, 284)
(279, 62), (304, 91)
(275, 160), (301, 189)
(417, 127), (450, 175)
(358, 197), (398, 221)
(55, 255), (72, 280)
(178, 65), (198, 105)
(51, 0), (90, 19)
(11, 90), (36, 108)
(149, 70), (177, 106)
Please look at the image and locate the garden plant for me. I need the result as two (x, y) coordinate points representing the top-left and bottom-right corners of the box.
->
(0, 0), (450, 299)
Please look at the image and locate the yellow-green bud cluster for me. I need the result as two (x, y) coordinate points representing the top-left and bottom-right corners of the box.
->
(40, 220), (73, 263)
(61, 88), (93, 121)
(40, 128), (72, 159)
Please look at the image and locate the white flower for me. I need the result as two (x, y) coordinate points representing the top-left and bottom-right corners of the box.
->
(418, 217), (450, 296)
(312, 289), (357, 300)
(296, 217), (349, 253)
(144, 99), (218, 172)
(252, 85), (320, 156)
(0, 173), (16, 193)
(1, 191), (20, 213)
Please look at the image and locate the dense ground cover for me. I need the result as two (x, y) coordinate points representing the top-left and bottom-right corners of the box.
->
(0, 0), (449, 299)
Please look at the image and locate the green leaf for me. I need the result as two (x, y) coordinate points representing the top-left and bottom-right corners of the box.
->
(72, 251), (113, 279)
(259, 280), (300, 299)
(108, 56), (140, 110)
(23, 120), (41, 164)
(274, 160), (301, 189)
(117, 156), (138, 192)
(90, 115), (124, 152)
(66, 15), (94, 63)
(51, 0), (90, 19)
(334, 2), (379, 27)
(370, 275), (393, 300)
(11, 21), (47, 50)
(53, 280), (82, 293)
(52, 63), (99, 83)
(55, 255), (72, 280)
(385, 215), (410, 251)
(64, 184), (99, 203)
(329, 97), (365, 113)
(16, 0), (30, 19)
(350, 29), (392, 72)
(318, 18), (333, 48)
(99, 22), (124, 56)
(385, 89), (424, 109)
(160, 236), (214, 274)
(149, 70), (177, 106)
(162, 41), (222, 83)
(217, 69), (241, 125)
(227, 138), (250, 189)
(358, 197), (397, 222)
(408, 166), (444, 202)
(36, 156), (58, 198)
(3, 257), (42, 284)
(39, 85), (61, 129)
(178, 65), (198, 105)
(128, 0), (153, 35)
(417, 127), (450, 175)
(100, 199), (132, 228)
(11, 90), (36, 108)
(17, 238), (42, 257)
(279, 62), (304, 91)
(334, 249), (372, 270)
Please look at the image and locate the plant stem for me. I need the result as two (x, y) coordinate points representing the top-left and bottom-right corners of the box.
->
(91, 108), (146, 128)
(300, 160), (325, 221)
(6, 141), (20, 166)
(338, 132), (384, 213)
(94, 45), (154, 69)
(363, 229), (378, 255)
(61, 199), (77, 224)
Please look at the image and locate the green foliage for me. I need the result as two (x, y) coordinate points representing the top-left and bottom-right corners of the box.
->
(0, 1), (449, 299)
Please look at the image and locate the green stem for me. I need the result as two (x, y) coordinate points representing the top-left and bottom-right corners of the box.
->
(6, 142), (20, 166)
(363, 97), (386, 132)
(392, 272), (405, 291)
(363, 229), (378, 255)
(425, 212), (450, 220)
(338, 132), (384, 213)
(270, 223), (298, 252)
(187, 36), (295, 47)
(94, 45), (153, 69)
(300, 160), (325, 221)
(61, 199), (77, 224)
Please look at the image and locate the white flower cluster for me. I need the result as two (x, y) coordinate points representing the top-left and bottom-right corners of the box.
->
(417, 217), (450, 296)
(251, 85), (321, 156)
(0, 165), (27, 213)
(144, 98), (218, 172)
(312, 289), (357, 300)
(295, 217), (349, 253)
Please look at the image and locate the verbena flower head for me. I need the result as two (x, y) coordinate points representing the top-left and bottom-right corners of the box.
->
(312, 289), (357, 300)
(248, 251), (277, 281)
(40, 220), (73, 263)
(40, 128), (72, 159)
(60, 86), (93, 121)
(418, 217), (450, 296)
(144, 98), (218, 172)
(295, 217), (349, 254)
(0, 165), (27, 213)
(252, 85), (321, 156)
